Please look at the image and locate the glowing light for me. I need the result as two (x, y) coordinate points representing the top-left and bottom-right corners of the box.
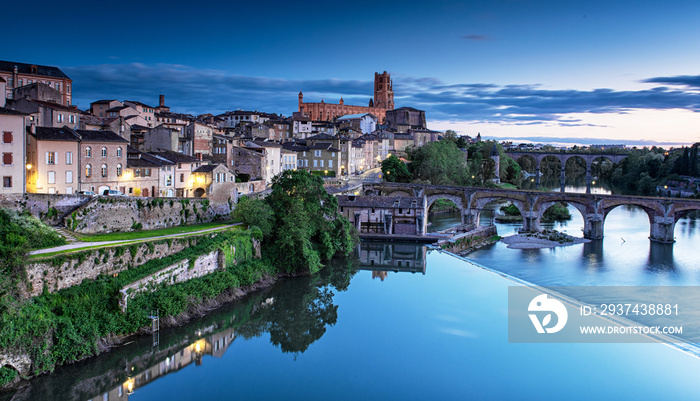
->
(26, 164), (32, 170)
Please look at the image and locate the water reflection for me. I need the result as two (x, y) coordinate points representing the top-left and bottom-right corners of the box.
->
(581, 240), (604, 269)
(3, 257), (359, 401)
(646, 242), (677, 274)
(355, 242), (426, 274)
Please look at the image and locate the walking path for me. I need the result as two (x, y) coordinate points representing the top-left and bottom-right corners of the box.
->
(31, 223), (241, 256)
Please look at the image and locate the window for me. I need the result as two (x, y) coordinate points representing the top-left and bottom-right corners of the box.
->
(298, 160), (302, 167)
(329, 160), (333, 168)
(166, 175), (172, 186)
(55, 83), (60, 91)
(2, 132), (12, 144)
(143, 168), (151, 177)
(116, 147), (122, 158)
(2, 153), (12, 165)
(2, 176), (11, 188)
(101, 164), (107, 177)
(65, 152), (72, 165)
(85, 164), (92, 178)
(180, 173), (184, 182)
(68, 115), (75, 124)
(66, 171), (73, 183)
(320, 160), (324, 167)
(85, 147), (92, 158)
(314, 150), (321, 157)
(47, 171), (56, 184)
(101, 147), (107, 157)
(57, 114), (63, 123)
(332, 152), (336, 157)
(66, 187), (73, 194)
(116, 164), (122, 176)
(313, 160), (318, 168)
(46, 152), (55, 165)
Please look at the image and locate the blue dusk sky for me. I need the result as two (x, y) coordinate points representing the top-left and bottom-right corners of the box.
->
(5, 0), (700, 147)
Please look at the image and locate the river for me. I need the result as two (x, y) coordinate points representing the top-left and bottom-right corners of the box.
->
(3, 184), (700, 400)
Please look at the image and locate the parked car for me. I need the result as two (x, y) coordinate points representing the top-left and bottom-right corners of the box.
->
(78, 190), (98, 197)
(102, 189), (127, 197)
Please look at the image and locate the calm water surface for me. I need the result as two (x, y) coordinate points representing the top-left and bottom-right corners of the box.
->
(5, 183), (700, 400)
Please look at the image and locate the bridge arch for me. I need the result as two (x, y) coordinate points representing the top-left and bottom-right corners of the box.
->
(426, 194), (464, 211)
(471, 196), (530, 231)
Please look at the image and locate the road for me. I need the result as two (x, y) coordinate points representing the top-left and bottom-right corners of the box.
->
(30, 223), (241, 255)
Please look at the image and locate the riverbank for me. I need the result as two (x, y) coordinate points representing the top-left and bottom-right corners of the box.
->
(500, 230), (590, 249)
(0, 265), (304, 393)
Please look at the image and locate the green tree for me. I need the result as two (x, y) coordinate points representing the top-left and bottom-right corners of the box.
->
(381, 154), (411, 183)
(265, 170), (358, 274)
(232, 196), (274, 238)
(407, 140), (470, 185)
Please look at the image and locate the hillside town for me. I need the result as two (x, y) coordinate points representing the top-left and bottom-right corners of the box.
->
(0, 61), (446, 201)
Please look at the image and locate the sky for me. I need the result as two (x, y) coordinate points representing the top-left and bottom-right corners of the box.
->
(5, 0), (700, 147)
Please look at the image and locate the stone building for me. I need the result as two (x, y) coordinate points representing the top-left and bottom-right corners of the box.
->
(150, 150), (202, 198)
(0, 60), (73, 105)
(337, 113), (377, 134)
(1, 107), (28, 194)
(386, 107), (426, 132)
(10, 97), (81, 129)
(27, 126), (80, 194)
(78, 130), (129, 194)
(298, 71), (394, 123)
(337, 195), (426, 236)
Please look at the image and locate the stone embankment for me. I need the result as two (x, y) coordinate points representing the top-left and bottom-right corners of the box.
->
(436, 225), (499, 254)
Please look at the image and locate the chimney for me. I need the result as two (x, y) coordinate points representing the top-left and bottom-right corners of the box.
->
(159, 94), (165, 107)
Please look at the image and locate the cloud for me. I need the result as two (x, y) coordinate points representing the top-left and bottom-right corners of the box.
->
(461, 34), (492, 41)
(64, 63), (700, 131)
(642, 75), (700, 89)
(65, 63), (372, 115)
(483, 135), (688, 147)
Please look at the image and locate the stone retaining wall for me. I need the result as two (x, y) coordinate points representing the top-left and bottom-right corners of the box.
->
(25, 236), (202, 297)
(437, 225), (498, 254)
(118, 250), (222, 311)
(0, 193), (91, 225)
(65, 197), (231, 234)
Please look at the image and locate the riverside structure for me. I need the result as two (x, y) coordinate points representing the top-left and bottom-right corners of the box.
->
(359, 182), (700, 243)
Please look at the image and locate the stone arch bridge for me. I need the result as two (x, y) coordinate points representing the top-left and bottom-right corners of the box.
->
(505, 151), (628, 193)
(362, 182), (700, 243)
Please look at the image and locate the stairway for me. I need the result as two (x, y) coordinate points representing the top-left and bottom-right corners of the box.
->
(53, 226), (79, 243)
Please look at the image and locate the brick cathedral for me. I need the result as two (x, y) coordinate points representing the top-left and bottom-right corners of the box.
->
(298, 71), (395, 123)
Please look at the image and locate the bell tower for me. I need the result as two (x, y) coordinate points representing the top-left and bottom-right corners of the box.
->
(374, 71), (394, 110)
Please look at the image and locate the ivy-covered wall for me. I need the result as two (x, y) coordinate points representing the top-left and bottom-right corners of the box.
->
(66, 197), (232, 234)
(25, 236), (204, 297)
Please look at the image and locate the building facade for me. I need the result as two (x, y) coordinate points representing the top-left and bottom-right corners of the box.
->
(0, 108), (28, 194)
(0, 60), (72, 105)
(298, 71), (394, 123)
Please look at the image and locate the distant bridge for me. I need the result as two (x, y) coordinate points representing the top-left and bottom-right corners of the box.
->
(362, 182), (700, 243)
(504, 151), (628, 193)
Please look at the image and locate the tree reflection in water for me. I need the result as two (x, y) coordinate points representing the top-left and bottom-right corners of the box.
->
(3, 256), (359, 401)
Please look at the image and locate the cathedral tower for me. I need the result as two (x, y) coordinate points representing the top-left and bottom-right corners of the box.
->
(374, 71), (394, 110)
